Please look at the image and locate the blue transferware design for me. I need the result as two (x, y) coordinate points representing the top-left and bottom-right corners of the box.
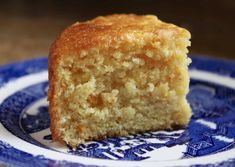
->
(186, 80), (235, 157)
(21, 106), (50, 134)
(2, 79), (234, 161)
(0, 55), (235, 166)
(0, 57), (48, 87)
(0, 82), (49, 148)
(0, 140), (99, 167)
(68, 131), (188, 160)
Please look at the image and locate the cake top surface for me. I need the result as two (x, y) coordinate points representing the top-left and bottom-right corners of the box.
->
(50, 14), (190, 59)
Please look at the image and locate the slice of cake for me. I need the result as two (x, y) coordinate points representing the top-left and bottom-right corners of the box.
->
(48, 14), (191, 147)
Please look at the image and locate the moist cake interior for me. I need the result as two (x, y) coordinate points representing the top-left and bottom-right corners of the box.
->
(53, 35), (191, 147)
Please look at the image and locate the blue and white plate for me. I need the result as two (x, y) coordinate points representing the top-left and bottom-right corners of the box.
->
(0, 55), (235, 167)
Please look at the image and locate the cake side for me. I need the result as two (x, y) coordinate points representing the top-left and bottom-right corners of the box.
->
(48, 14), (191, 147)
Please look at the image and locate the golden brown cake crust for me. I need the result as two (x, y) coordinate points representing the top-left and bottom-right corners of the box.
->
(48, 14), (191, 143)
(50, 14), (189, 60)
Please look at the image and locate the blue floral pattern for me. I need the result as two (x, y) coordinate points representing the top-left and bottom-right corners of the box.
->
(0, 55), (235, 166)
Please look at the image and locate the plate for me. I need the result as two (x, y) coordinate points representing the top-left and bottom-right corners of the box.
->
(0, 55), (235, 167)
